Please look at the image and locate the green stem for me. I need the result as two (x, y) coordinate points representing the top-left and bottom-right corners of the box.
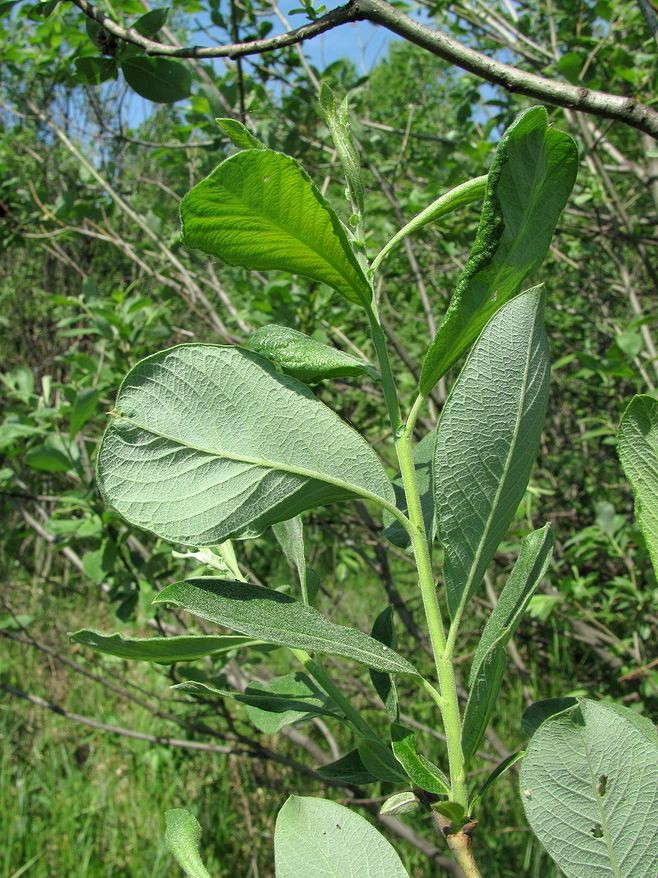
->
(370, 175), (487, 276)
(290, 648), (375, 739)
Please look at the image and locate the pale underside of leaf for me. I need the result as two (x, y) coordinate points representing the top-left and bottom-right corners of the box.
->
(97, 345), (395, 546)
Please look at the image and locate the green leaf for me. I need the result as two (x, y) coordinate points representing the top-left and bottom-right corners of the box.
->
(380, 792), (419, 815)
(180, 150), (372, 306)
(176, 672), (336, 733)
(153, 578), (420, 676)
(383, 429), (436, 550)
(471, 750), (525, 808)
(390, 724), (449, 794)
(97, 345), (394, 545)
(243, 672), (335, 733)
(358, 738), (408, 783)
(25, 445), (71, 472)
(216, 117), (265, 150)
(618, 395), (658, 577)
(522, 697), (579, 737)
(461, 525), (553, 763)
(435, 287), (550, 619)
(164, 809), (212, 878)
(274, 796), (410, 878)
(246, 325), (376, 383)
(369, 607), (399, 722)
(419, 106), (577, 393)
(69, 629), (257, 663)
(74, 56), (117, 85)
(319, 83), (364, 218)
(272, 516), (306, 591)
(133, 7), (168, 36)
(520, 699), (658, 878)
(121, 57), (192, 104)
(316, 749), (378, 785)
(69, 387), (101, 436)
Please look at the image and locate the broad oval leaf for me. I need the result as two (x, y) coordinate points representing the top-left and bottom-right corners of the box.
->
(164, 809), (212, 878)
(69, 629), (258, 663)
(97, 345), (394, 546)
(617, 395), (658, 577)
(180, 149), (372, 306)
(520, 699), (658, 878)
(121, 56), (191, 104)
(153, 578), (420, 676)
(435, 287), (550, 619)
(461, 525), (553, 763)
(247, 324), (376, 383)
(275, 796), (410, 878)
(420, 106), (577, 393)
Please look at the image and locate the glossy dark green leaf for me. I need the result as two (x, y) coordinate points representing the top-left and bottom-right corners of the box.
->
(522, 697), (579, 737)
(69, 628), (257, 663)
(316, 749), (378, 785)
(435, 287), (549, 620)
(164, 809), (212, 878)
(246, 325), (376, 383)
(390, 724), (449, 794)
(153, 578), (420, 676)
(471, 750), (525, 808)
(420, 106), (577, 393)
(180, 149), (372, 306)
(369, 607), (399, 722)
(357, 738), (408, 783)
(69, 387), (101, 436)
(25, 445), (71, 472)
(97, 345), (394, 545)
(121, 56), (192, 104)
(74, 56), (117, 86)
(133, 7), (168, 36)
(383, 430), (436, 549)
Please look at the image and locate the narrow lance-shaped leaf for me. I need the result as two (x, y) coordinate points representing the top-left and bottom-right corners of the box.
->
(247, 324), (376, 384)
(274, 796), (410, 878)
(369, 606), (399, 722)
(97, 345), (395, 546)
(164, 810), (212, 878)
(272, 516), (307, 597)
(154, 578), (420, 677)
(420, 106), (577, 394)
(435, 287), (550, 620)
(319, 83), (364, 219)
(520, 699), (658, 878)
(461, 525), (553, 763)
(617, 394), (658, 577)
(216, 117), (265, 150)
(69, 629), (260, 663)
(316, 749), (379, 786)
(390, 724), (449, 795)
(358, 738), (408, 783)
(180, 149), (372, 306)
(383, 429), (436, 550)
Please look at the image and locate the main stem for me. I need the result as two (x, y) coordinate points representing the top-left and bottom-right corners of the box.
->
(366, 305), (468, 809)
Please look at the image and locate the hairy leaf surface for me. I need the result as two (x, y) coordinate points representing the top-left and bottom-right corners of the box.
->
(69, 629), (258, 663)
(420, 106), (577, 393)
(154, 578), (420, 676)
(180, 149), (372, 305)
(97, 345), (394, 545)
(520, 700), (658, 878)
(275, 796), (410, 878)
(618, 395), (658, 576)
(435, 287), (549, 619)
(164, 810), (212, 878)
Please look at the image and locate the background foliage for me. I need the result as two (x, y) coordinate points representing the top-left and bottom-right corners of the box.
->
(1, 1), (657, 875)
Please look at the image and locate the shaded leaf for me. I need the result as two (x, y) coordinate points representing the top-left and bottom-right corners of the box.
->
(97, 345), (394, 546)
(69, 387), (101, 436)
(74, 56), (117, 85)
(420, 106), (577, 393)
(316, 749), (378, 785)
(180, 149), (372, 306)
(133, 7), (168, 35)
(358, 738), (408, 783)
(121, 56), (191, 103)
(153, 578), (420, 676)
(522, 697), (580, 737)
(380, 791), (419, 815)
(25, 445), (71, 472)
(369, 606), (399, 722)
(618, 395), (658, 577)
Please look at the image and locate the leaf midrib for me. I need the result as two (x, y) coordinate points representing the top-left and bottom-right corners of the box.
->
(111, 413), (400, 521)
